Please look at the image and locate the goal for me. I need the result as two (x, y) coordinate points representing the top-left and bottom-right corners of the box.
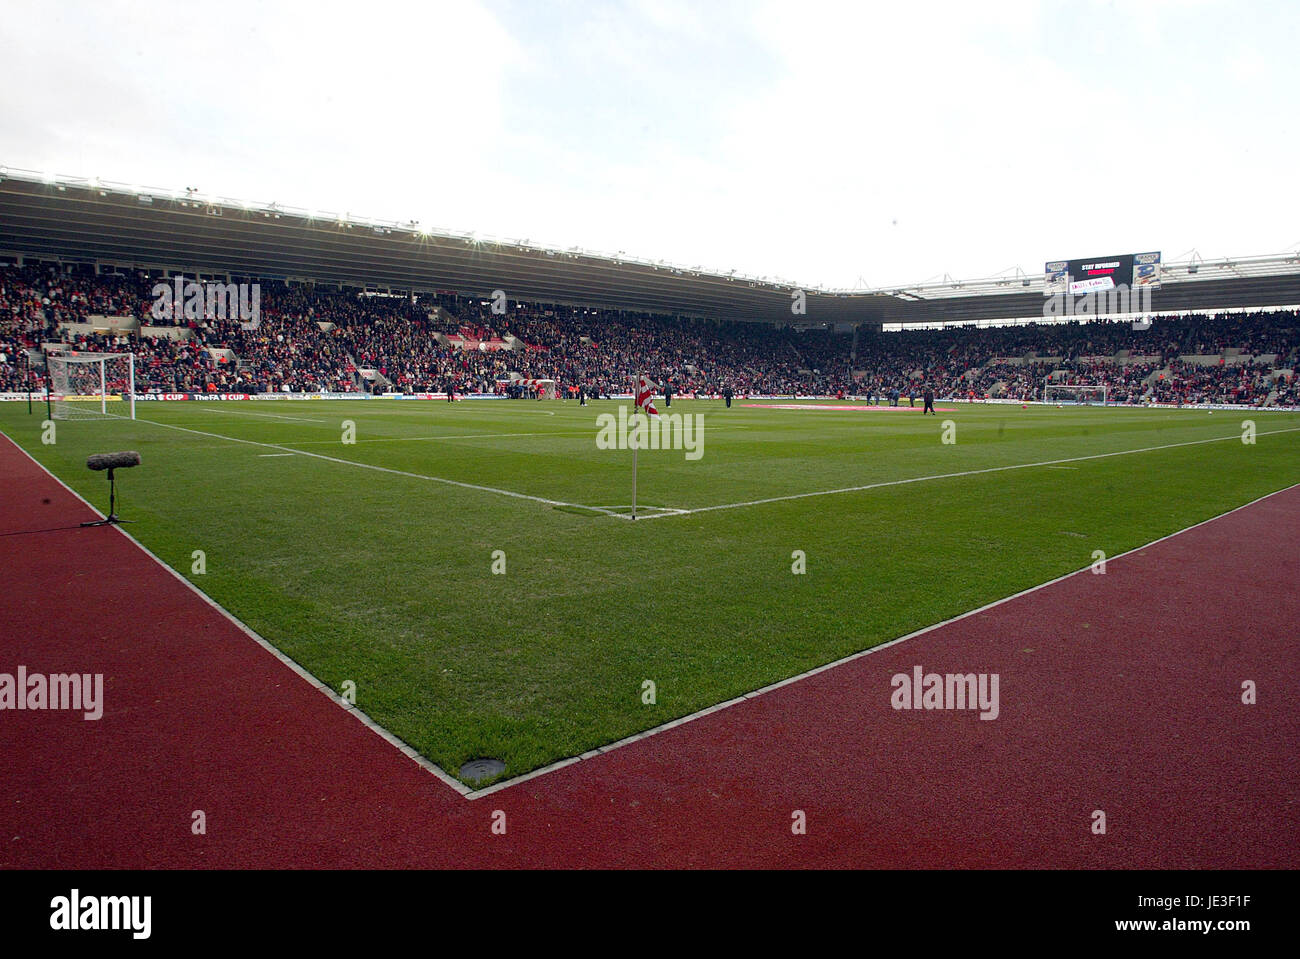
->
(1043, 382), (1108, 406)
(47, 352), (136, 420)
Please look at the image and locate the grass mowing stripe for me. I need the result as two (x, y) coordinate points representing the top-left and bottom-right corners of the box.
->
(283, 425), (751, 446)
(130, 415), (629, 518)
(634, 425), (1300, 519)
(195, 406), (331, 423)
(466, 479), (1300, 799)
(0, 430), (476, 797)
(5, 401), (1296, 785)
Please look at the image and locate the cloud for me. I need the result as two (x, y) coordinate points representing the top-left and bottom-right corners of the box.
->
(1, 0), (1298, 288)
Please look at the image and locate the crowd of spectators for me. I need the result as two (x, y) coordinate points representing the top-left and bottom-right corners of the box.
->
(853, 311), (1298, 404)
(2, 262), (1297, 407)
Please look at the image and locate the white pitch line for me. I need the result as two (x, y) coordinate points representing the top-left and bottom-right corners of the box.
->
(0, 432), (474, 797)
(129, 416), (629, 519)
(257, 453), (296, 457)
(464, 479), (1300, 799)
(7, 425), (1297, 802)
(631, 425), (1300, 520)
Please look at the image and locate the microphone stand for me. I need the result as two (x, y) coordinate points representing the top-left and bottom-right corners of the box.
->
(81, 468), (132, 527)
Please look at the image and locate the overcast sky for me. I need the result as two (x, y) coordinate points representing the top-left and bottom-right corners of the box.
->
(2, 0), (1297, 290)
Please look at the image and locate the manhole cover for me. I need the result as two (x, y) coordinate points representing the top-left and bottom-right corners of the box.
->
(460, 758), (506, 781)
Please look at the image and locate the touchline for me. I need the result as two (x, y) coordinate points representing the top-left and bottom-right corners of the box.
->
(0, 667), (103, 720)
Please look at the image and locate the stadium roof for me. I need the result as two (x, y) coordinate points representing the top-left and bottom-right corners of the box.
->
(0, 168), (889, 326)
(3, 166), (1300, 327)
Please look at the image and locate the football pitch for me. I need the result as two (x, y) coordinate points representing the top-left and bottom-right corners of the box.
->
(4, 398), (1298, 786)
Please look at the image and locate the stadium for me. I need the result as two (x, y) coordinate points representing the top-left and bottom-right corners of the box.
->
(0, 0), (1297, 938)
(3, 164), (1297, 862)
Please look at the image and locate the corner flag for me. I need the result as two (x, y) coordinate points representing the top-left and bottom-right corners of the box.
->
(634, 374), (660, 416)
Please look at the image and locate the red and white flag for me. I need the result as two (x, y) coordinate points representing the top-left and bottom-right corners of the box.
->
(634, 374), (659, 416)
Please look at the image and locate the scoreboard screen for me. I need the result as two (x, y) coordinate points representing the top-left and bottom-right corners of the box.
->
(1045, 252), (1161, 295)
(1067, 255), (1134, 293)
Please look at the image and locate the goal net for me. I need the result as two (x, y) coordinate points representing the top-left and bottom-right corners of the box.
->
(47, 352), (136, 420)
(1043, 382), (1108, 406)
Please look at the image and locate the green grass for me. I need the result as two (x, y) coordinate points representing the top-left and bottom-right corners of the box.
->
(4, 397), (1298, 785)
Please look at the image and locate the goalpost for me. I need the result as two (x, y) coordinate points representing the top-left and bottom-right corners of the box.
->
(47, 352), (136, 420)
(1043, 381), (1108, 406)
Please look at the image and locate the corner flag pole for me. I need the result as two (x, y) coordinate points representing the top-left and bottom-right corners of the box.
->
(630, 374), (638, 520)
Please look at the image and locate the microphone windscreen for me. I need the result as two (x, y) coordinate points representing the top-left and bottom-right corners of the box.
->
(86, 451), (142, 471)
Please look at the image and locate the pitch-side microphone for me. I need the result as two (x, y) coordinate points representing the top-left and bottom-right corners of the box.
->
(86, 451), (141, 471)
(82, 452), (141, 527)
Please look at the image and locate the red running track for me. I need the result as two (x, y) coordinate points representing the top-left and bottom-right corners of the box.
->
(1, 432), (1297, 869)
